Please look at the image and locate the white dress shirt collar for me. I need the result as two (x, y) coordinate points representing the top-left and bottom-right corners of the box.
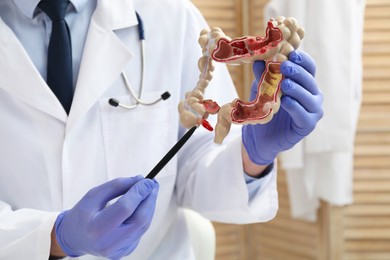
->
(12, 0), (89, 19)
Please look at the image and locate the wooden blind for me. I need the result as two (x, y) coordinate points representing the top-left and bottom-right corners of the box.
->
(344, 0), (390, 259)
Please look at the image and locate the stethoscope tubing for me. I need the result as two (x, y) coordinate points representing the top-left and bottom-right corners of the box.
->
(108, 12), (170, 109)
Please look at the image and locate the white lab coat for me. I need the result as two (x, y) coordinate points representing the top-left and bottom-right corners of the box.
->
(264, 0), (365, 221)
(0, 0), (278, 259)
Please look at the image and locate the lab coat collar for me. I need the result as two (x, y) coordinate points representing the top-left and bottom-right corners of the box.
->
(66, 0), (136, 134)
(12, 0), (89, 19)
(0, 17), (67, 122)
(92, 0), (138, 30)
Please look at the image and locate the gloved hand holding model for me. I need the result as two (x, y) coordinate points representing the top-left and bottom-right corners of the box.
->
(242, 50), (324, 165)
(54, 176), (159, 259)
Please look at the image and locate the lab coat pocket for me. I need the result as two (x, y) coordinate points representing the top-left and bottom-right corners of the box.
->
(99, 92), (176, 180)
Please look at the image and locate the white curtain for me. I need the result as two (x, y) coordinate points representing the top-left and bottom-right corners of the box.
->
(264, 0), (366, 221)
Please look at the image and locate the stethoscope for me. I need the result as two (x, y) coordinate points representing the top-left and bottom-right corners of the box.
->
(108, 12), (171, 109)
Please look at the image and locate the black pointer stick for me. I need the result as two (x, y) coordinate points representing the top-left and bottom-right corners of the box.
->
(145, 126), (197, 179)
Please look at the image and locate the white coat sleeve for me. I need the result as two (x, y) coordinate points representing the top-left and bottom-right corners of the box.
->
(0, 201), (58, 259)
(175, 1), (278, 224)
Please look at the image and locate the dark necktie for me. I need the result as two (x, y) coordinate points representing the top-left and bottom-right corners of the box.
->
(38, 0), (73, 114)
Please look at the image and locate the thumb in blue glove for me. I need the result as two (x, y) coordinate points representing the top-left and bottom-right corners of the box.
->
(54, 175), (159, 259)
(242, 50), (323, 165)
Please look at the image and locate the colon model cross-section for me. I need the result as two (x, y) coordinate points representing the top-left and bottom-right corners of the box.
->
(178, 16), (304, 144)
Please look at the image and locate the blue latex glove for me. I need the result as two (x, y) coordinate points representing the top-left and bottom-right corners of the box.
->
(54, 175), (159, 259)
(242, 50), (323, 165)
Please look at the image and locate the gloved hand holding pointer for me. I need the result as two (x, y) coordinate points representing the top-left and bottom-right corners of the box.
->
(243, 50), (323, 167)
(51, 176), (159, 259)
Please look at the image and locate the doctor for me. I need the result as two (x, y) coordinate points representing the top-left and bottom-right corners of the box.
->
(0, 0), (323, 259)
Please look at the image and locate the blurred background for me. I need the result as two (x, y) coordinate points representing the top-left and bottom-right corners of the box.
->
(191, 0), (390, 259)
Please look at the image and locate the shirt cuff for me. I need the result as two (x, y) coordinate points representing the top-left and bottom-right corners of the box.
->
(244, 162), (275, 200)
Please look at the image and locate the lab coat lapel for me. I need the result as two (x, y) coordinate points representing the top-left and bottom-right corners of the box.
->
(0, 18), (67, 122)
(66, 0), (137, 134)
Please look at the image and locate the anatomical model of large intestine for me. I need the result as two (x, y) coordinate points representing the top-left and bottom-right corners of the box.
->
(178, 17), (304, 144)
